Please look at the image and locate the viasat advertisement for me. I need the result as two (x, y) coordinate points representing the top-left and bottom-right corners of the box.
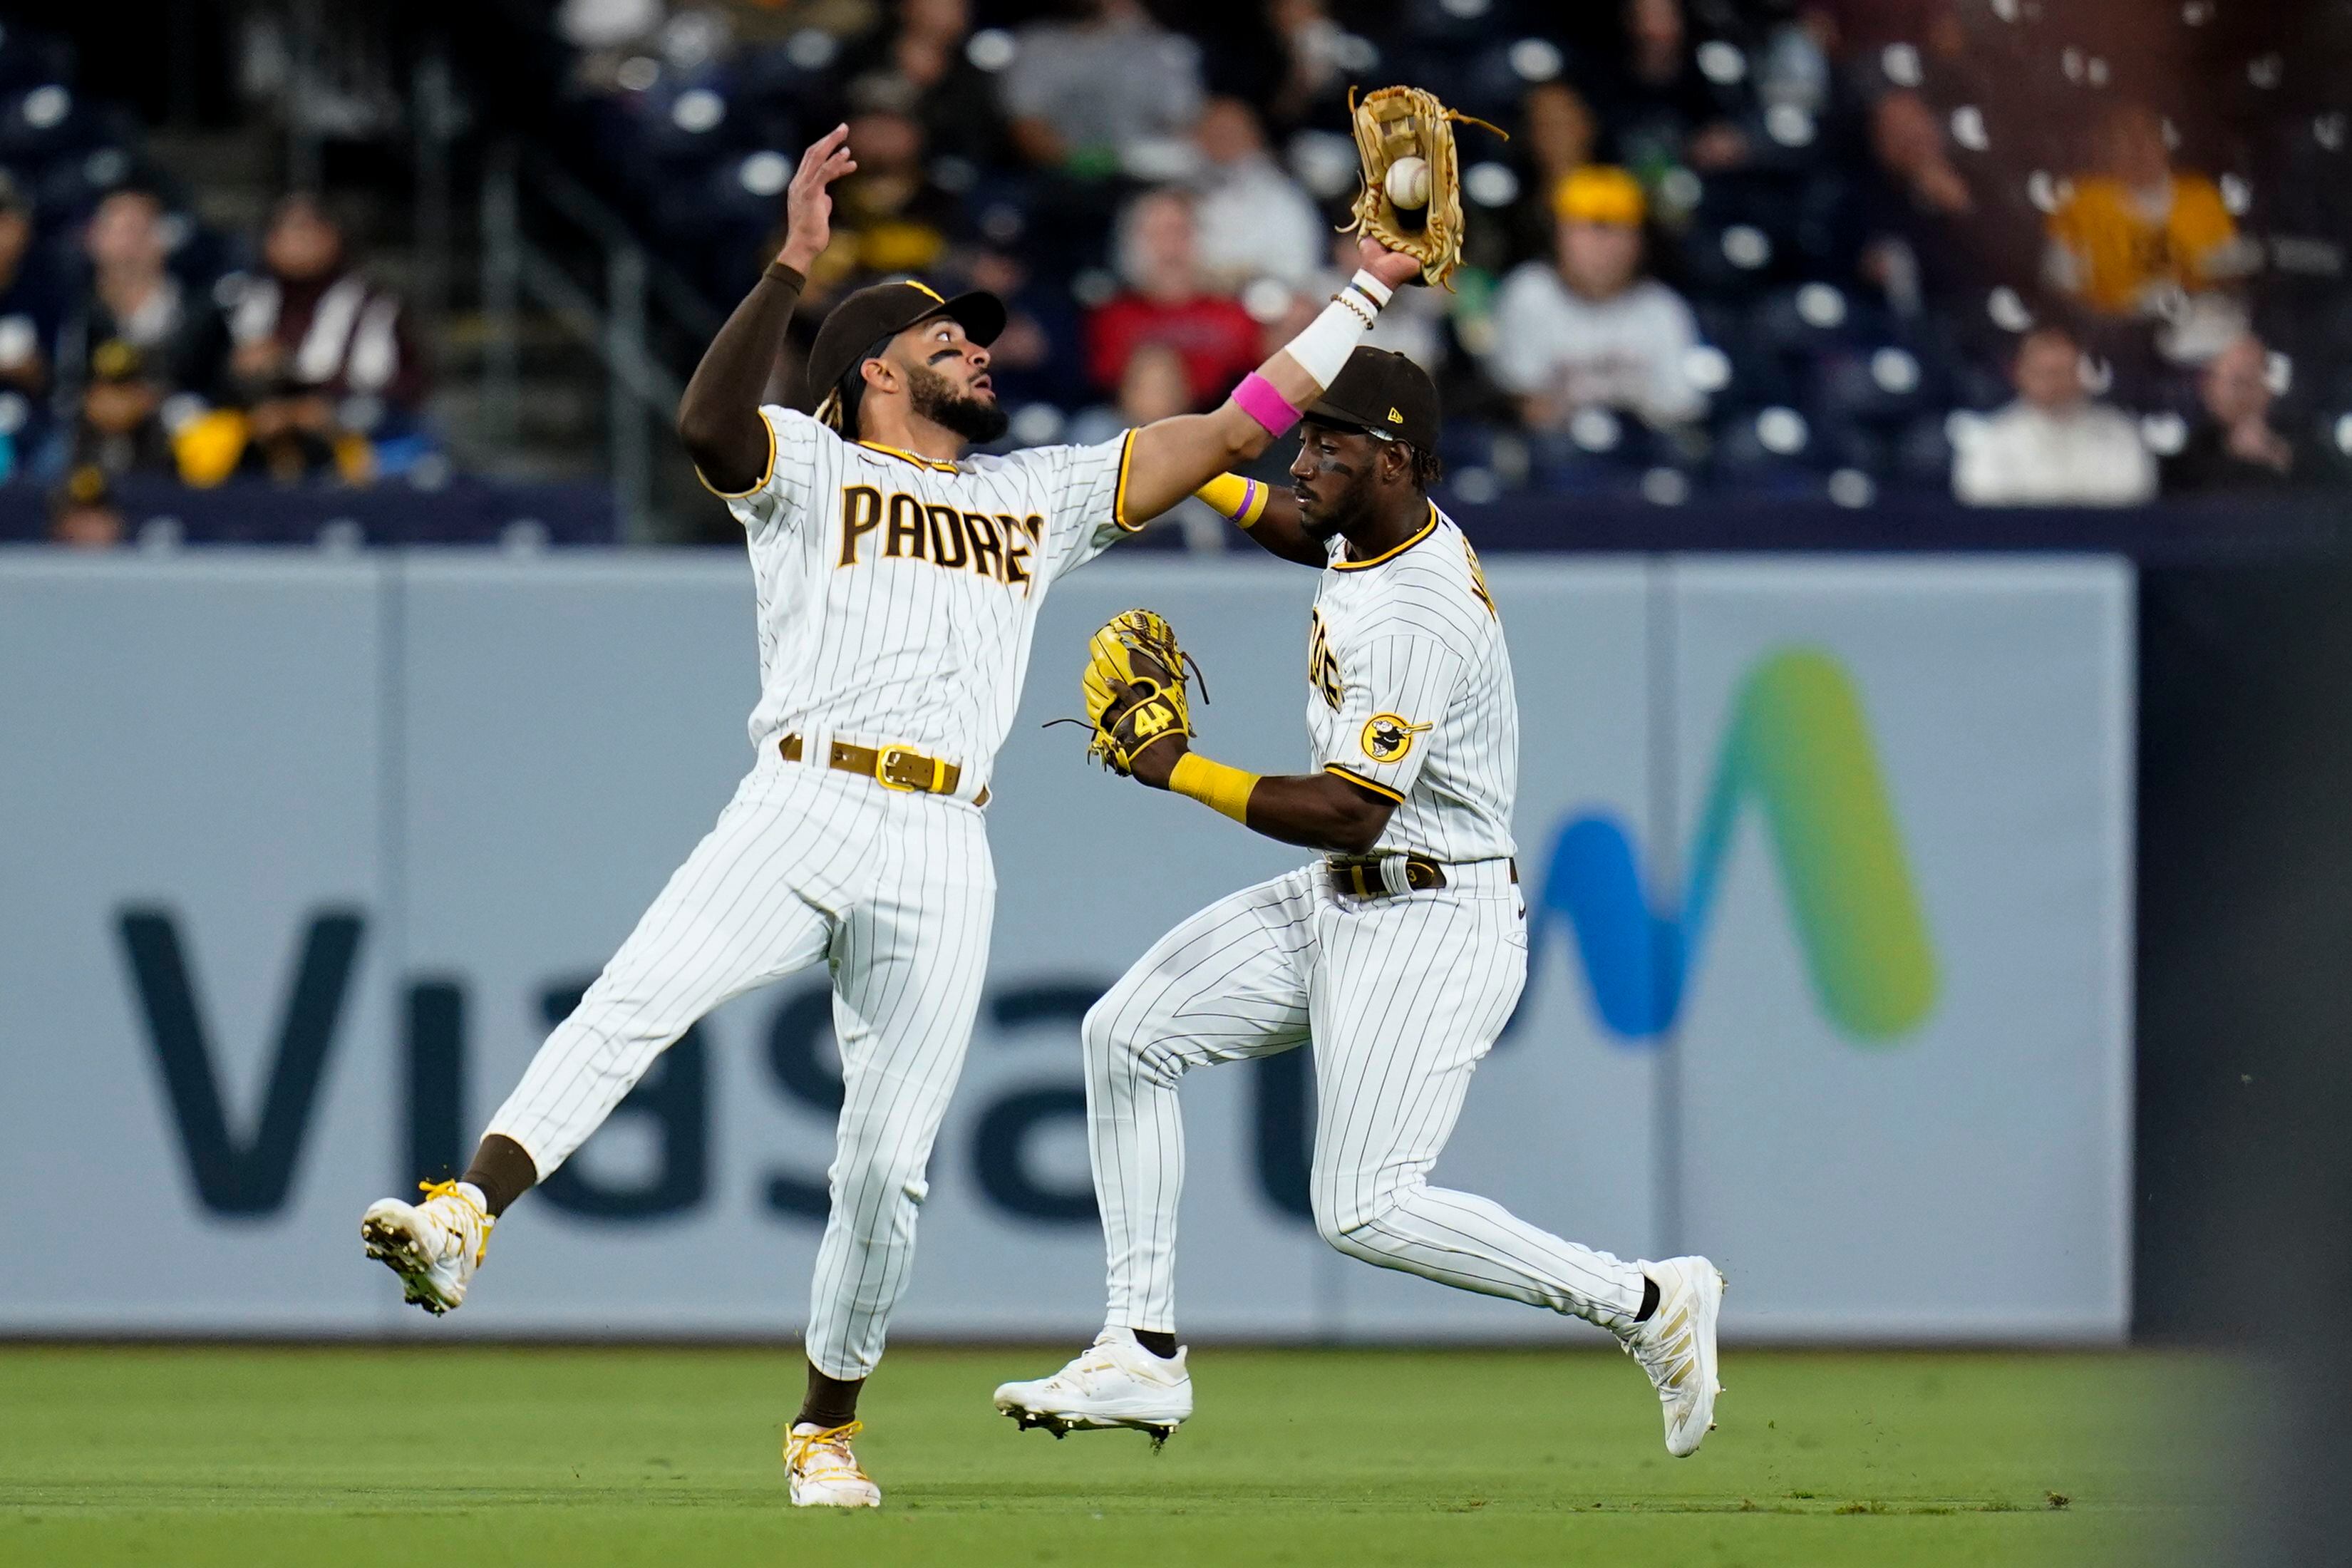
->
(0, 552), (2131, 1341)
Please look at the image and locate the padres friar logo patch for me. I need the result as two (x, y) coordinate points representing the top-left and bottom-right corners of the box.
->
(1361, 713), (1431, 763)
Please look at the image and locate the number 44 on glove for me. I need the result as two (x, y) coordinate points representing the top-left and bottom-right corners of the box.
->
(1060, 609), (1207, 777)
(1341, 85), (1507, 292)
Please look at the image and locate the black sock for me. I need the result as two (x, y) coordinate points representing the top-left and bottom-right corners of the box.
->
(459, 1134), (540, 1218)
(796, 1363), (863, 1429)
(1634, 1275), (1660, 1323)
(1132, 1329), (1180, 1361)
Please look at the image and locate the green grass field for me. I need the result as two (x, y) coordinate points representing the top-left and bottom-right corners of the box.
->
(0, 1344), (2230, 1567)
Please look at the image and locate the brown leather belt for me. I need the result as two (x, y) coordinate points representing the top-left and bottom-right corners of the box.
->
(1326, 854), (1519, 899)
(779, 733), (986, 804)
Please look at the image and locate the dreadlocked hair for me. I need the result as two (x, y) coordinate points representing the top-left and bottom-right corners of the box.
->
(1408, 443), (1445, 490)
(813, 388), (846, 432)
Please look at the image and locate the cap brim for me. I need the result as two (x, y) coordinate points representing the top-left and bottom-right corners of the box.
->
(924, 291), (1006, 350)
(806, 287), (1010, 413)
(1301, 398), (1397, 439)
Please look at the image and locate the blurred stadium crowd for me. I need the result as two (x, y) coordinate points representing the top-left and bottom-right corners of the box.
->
(0, 20), (438, 545)
(4, 0), (2351, 545)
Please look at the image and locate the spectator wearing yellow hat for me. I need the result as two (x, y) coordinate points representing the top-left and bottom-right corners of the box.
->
(1486, 166), (1706, 433)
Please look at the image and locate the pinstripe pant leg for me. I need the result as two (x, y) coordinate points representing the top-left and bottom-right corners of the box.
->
(1306, 887), (1647, 1329)
(486, 772), (862, 1175)
(803, 796), (996, 1380)
(1083, 869), (1320, 1334)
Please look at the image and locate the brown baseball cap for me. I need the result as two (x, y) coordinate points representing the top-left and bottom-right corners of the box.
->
(1304, 346), (1440, 452)
(805, 278), (1006, 423)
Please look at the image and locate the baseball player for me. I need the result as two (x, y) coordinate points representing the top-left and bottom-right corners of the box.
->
(993, 349), (1726, 1457)
(358, 125), (1423, 1507)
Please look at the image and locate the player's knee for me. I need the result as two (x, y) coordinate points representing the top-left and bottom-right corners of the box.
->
(830, 1134), (932, 1218)
(1080, 996), (1121, 1058)
(1310, 1184), (1393, 1257)
(1082, 994), (1162, 1082)
(1311, 1161), (1440, 1260)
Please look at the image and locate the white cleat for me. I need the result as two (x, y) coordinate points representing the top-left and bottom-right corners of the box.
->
(360, 1181), (492, 1316)
(992, 1327), (1194, 1448)
(1621, 1255), (1726, 1458)
(785, 1420), (882, 1508)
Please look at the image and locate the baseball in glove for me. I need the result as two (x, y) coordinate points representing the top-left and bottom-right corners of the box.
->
(1339, 85), (1506, 292)
(1063, 609), (1207, 777)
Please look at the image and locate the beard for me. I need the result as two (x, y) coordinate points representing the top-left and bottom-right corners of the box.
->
(907, 362), (1009, 444)
(1294, 471), (1370, 539)
(1296, 504), (1345, 541)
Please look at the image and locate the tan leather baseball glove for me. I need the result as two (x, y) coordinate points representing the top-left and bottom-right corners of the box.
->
(1339, 85), (1506, 292)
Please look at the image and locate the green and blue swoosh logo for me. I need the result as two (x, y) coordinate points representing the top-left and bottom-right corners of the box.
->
(1535, 647), (1937, 1044)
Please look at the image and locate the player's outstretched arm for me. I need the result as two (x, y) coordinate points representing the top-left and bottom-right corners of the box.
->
(1114, 240), (1422, 526)
(1124, 721), (1393, 853)
(676, 125), (855, 495)
(1083, 617), (1401, 852)
(1190, 473), (1324, 567)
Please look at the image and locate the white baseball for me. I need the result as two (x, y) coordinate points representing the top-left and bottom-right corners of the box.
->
(1385, 155), (1431, 210)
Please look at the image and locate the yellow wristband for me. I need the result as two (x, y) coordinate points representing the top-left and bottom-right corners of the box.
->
(1192, 472), (1270, 529)
(1168, 752), (1259, 825)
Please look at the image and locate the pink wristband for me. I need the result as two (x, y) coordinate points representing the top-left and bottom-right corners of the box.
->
(1233, 372), (1302, 437)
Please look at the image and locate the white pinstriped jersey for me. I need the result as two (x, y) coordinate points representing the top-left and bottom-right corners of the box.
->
(716, 406), (1140, 783)
(1306, 505), (1517, 863)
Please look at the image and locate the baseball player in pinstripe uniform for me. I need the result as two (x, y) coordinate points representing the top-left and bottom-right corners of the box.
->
(357, 126), (1424, 1507)
(994, 349), (1726, 1458)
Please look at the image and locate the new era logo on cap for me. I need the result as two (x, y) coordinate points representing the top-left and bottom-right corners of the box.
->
(1304, 347), (1440, 450)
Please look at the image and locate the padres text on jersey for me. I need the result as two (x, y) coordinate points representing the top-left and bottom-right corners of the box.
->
(716, 407), (1143, 789)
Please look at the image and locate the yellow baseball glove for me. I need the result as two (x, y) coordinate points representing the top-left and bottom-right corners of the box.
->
(1074, 609), (1205, 776)
(1339, 85), (1505, 292)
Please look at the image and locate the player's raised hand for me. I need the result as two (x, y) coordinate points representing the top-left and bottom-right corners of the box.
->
(1356, 237), (1425, 292)
(777, 125), (857, 274)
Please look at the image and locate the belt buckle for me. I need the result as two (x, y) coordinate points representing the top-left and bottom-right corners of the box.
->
(875, 745), (940, 793)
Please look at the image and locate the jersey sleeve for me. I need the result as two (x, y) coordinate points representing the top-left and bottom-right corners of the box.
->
(699, 404), (827, 540)
(1325, 634), (1464, 804)
(1029, 430), (1143, 582)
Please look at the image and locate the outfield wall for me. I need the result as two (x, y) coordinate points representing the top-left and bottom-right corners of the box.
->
(0, 552), (2132, 1342)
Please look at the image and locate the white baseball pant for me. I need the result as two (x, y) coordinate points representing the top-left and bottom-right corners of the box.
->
(1084, 862), (1647, 1332)
(485, 750), (994, 1378)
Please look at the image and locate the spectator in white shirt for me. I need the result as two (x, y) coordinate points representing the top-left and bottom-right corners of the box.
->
(1952, 325), (2155, 507)
(1191, 97), (1322, 289)
(1487, 166), (1704, 431)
